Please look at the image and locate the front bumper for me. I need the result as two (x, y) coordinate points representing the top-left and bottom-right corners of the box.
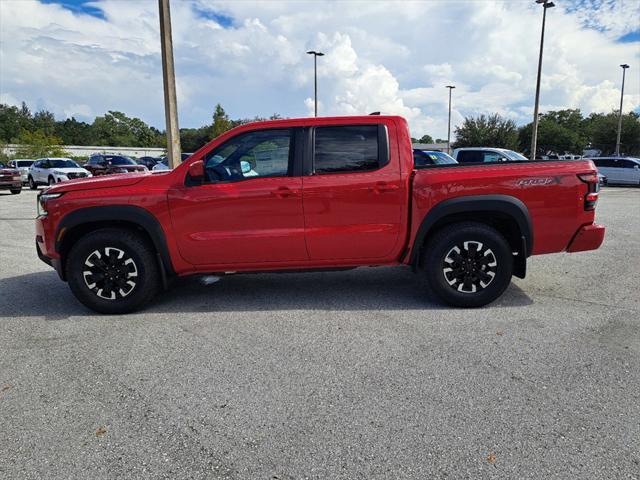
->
(36, 238), (65, 280)
(36, 215), (65, 280)
(567, 224), (605, 253)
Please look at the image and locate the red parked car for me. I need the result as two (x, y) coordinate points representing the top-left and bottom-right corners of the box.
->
(35, 115), (605, 313)
(0, 161), (22, 194)
(84, 154), (147, 176)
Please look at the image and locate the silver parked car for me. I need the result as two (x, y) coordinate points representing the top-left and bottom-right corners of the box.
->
(452, 147), (528, 163)
(588, 157), (640, 186)
(8, 159), (34, 184)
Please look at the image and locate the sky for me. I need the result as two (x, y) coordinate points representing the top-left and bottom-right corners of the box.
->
(0, 0), (639, 139)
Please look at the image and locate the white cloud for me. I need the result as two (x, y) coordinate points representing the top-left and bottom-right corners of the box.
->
(0, 0), (638, 140)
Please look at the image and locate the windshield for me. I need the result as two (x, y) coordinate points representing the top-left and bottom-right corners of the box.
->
(424, 151), (457, 165)
(16, 160), (34, 167)
(503, 150), (528, 161)
(104, 156), (136, 166)
(49, 159), (79, 168)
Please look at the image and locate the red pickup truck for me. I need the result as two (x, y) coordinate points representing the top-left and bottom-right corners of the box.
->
(35, 115), (605, 314)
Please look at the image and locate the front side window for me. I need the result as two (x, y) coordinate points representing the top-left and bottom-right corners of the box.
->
(203, 129), (291, 183)
(482, 152), (502, 162)
(314, 125), (380, 174)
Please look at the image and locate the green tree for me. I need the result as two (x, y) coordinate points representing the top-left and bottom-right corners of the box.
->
(583, 111), (640, 155)
(180, 127), (211, 153)
(16, 130), (67, 158)
(453, 114), (519, 149)
(91, 111), (162, 147)
(0, 102), (33, 143)
(32, 110), (57, 136)
(55, 117), (93, 145)
(417, 134), (434, 144)
(211, 104), (232, 139)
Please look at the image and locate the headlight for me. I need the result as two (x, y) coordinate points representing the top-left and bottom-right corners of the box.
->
(37, 192), (63, 216)
(52, 170), (67, 176)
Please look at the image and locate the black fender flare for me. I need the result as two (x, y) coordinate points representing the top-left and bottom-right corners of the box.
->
(55, 205), (175, 282)
(410, 194), (533, 266)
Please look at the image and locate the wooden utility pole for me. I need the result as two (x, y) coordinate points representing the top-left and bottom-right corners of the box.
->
(158, 0), (181, 168)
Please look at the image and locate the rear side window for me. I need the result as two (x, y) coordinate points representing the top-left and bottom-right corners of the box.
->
(314, 125), (387, 174)
(620, 160), (638, 169)
(456, 150), (483, 163)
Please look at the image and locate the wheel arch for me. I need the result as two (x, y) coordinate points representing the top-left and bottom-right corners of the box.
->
(410, 195), (532, 278)
(55, 205), (174, 285)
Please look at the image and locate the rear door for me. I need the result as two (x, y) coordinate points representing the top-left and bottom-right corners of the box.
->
(302, 123), (404, 260)
(168, 128), (308, 266)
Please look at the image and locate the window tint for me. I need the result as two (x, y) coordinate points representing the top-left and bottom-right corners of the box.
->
(102, 155), (136, 166)
(204, 129), (291, 183)
(413, 150), (432, 166)
(0, 161), (6, 168)
(456, 151), (483, 163)
(17, 160), (34, 167)
(314, 125), (380, 174)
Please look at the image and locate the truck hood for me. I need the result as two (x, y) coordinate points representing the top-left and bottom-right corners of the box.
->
(46, 172), (148, 193)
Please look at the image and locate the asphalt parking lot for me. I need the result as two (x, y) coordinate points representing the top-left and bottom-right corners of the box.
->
(0, 187), (638, 479)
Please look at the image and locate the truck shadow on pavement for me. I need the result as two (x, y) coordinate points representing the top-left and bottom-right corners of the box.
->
(0, 267), (533, 319)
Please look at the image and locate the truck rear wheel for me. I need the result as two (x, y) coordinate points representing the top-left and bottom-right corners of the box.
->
(66, 228), (160, 314)
(421, 222), (513, 308)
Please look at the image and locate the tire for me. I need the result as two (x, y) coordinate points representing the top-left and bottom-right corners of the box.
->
(421, 222), (513, 308)
(48, 176), (56, 186)
(28, 176), (37, 190)
(66, 228), (160, 314)
(10, 189), (21, 195)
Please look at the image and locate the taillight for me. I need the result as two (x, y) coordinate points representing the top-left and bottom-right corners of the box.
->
(577, 173), (599, 211)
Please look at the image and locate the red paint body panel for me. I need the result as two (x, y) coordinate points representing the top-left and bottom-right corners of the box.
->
(35, 115), (605, 280)
(407, 160), (599, 257)
(566, 224), (605, 252)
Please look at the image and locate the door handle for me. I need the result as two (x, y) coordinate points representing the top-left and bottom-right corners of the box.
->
(271, 186), (298, 198)
(370, 181), (400, 194)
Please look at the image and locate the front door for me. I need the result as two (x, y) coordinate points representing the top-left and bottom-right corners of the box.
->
(302, 124), (404, 261)
(168, 128), (308, 267)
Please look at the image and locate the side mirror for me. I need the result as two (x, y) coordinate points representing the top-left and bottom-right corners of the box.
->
(240, 161), (251, 174)
(188, 160), (205, 180)
(634, 165), (639, 170)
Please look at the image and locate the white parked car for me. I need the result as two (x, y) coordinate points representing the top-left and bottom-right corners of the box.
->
(8, 159), (34, 184)
(588, 157), (640, 186)
(28, 158), (92, 189)
(452, 147), (528, 163)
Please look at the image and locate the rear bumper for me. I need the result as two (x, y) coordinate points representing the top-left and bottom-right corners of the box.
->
(0, 180), (21, 189)
(567, 224), (605, 253)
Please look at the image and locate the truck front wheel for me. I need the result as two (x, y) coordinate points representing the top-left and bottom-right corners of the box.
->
(421, 222), (513, 308)
(66, 228), (160, 314)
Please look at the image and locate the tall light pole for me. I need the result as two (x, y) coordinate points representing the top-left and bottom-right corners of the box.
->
(446, 85), (455, 155)
(530, 0), (555, 161)
(306, 50), (324, 117)
(615, 64), (630, 156)
(158, 0), (181, 168)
